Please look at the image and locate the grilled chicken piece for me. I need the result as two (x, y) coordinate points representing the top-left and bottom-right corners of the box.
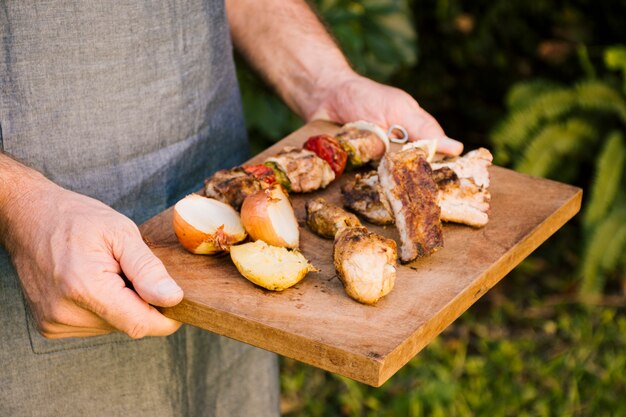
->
(431, 148), (492, 188)
(204, 167), (267, 210)
(341, 171), (394, 225)
(378, 147), (443, 262)
(334, 227), (397, 304)
(265, 147), (335, 193)
(306, 197), (362, 239)
(431, 148), (493, 227)
(336, 121), (390, 168)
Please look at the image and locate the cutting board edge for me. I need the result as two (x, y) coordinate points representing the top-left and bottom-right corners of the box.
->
(376, 186), (583, 385)
(160, 298), (387, 386)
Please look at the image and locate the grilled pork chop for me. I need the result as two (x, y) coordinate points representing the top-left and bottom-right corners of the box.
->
(431, 148), (493, 227)
(341, 171), (394, 225)
(378, 147), (443, 262)
(334, 226), (397, 304)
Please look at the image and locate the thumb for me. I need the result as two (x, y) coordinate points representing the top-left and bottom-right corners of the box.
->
(116, 234), (184, 307)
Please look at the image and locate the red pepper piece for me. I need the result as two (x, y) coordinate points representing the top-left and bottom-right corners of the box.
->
(303, 134), (348, 177)
(242, 164), (276, 186)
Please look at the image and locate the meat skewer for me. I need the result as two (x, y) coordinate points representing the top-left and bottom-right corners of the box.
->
(265, 147), (335, 193)
(335, 120), (390, 168)
(204, 164), (275, 210)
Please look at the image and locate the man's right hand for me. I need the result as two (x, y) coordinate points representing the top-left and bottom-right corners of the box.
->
(0, 153), (183, 339)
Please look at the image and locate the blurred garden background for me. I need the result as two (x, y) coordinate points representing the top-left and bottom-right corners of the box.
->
(238, 0), (626, 415)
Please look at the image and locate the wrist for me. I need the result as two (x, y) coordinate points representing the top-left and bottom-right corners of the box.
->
(297, 65), (357, 122)
(0, 154), (59, 251)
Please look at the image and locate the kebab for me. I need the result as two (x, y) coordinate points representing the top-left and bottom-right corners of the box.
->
(204, 120), (395, 208)
(263, 120), (394, 193)
(204, 164), (276, 210)
(305, 198), (397, 305)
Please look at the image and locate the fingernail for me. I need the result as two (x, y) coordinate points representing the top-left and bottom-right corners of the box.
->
(157, 279), (183, 298)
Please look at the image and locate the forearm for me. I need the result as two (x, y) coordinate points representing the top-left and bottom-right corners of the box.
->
(0, 152), (56, 249)
(226, 0), (354, 120)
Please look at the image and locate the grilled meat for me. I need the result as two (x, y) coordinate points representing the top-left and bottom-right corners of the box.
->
(341, 171), (394, 225)
(431, 148), (492, 227)
(336, 121), (389, 168)
(431, 148), (492, 188)
(378, 147), (443, 262)
(204, 166), (269, 210)
(334, 226), (397, 304)
(305, 197), (362, 239)
(265, 147), (335, 193)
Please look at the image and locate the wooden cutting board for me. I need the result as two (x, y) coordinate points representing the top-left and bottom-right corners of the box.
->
(139, 120), (582, 387)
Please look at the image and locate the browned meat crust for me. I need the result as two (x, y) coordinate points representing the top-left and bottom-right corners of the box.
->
(204, 167), (265, 210)
(333, 226), (397, 304)
(431, 167), (459, 188)
(378, 148), (443, 262)
(265, 147), (335, 193)
(306, 198), (362, 239)
(341, 171), (394, 226)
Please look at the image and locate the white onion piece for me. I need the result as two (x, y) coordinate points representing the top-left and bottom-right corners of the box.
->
(173, 194), (247, 254)
(240, 185), (299, 248)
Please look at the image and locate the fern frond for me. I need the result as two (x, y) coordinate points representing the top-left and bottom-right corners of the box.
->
(605, 45), (626, 93)
(601, 218), (626, 273)
(604, 45), (626, 73)
(505, 80), (561, 110)
(491, 87), (576, 151)
(575, 80), (626, 124)
(580, 207), (626, 295)
(583, 131), (626, 227)
(515, 118), (595, 178)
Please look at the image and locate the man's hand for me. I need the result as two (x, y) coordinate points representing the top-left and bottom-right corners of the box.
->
(305, 74), (464, 156)
(227, 0), (463, 156)
(1, 154), (182, 339)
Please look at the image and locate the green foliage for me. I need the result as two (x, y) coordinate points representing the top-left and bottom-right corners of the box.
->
(605, 45), (626, 92)
(491, 47), (626, 296)
(281, 300), (626, 416)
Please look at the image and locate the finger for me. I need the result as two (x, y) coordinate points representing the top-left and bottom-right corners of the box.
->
(114, 231), (183, 307)
(38, 322), (114, 339)
(94, 275), (182, 338)
(28, 297), (116, 338)
(398, 102), (464, 156)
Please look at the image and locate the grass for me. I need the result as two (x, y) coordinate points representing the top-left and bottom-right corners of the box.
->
(279, 240), (626, 416)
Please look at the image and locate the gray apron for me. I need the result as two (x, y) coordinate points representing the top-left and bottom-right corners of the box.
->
(0, 1), (279, 416)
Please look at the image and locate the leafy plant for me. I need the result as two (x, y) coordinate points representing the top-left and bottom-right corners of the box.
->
(491, 45), (626, 297)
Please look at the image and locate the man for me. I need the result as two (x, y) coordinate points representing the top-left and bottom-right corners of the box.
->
(0, 0), (462, 415)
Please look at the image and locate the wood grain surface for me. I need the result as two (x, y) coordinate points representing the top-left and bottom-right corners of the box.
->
(140, 120), (582, 387)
